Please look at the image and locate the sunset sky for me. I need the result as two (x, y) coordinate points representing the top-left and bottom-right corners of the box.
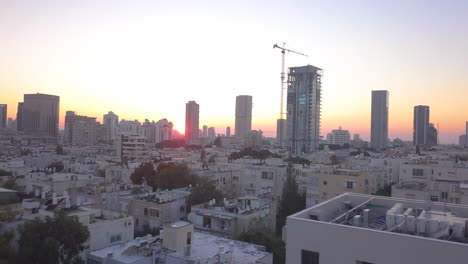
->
(0, 0), (467, 143)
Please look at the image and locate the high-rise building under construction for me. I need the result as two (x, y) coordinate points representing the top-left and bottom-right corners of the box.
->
(286, 65), (322, 154)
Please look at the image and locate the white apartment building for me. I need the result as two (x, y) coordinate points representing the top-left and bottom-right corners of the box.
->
(121, 189), (190, 230)
(188, 195), (275, 238)
(301, 167), (371, 208)
(103, 111), (119, 142)
(22, 196), (134, 251)
(392, 159), (468, 205)
(285, 193), (468, 264)
(116, 134), (148, 162)
(117, 120), (142, 137)
(64, 111), (100, 146)
(240, 162), (286, 199)
(326, 127), (350, 146)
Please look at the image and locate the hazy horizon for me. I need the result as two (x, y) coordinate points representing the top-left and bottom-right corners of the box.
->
(1, 0), (467, 143)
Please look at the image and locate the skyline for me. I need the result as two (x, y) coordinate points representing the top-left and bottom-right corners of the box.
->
(1, 0), (467, 143)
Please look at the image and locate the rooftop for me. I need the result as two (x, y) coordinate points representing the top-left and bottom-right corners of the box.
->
(290, 193), (468, 245)
(166, 231), (271, 263)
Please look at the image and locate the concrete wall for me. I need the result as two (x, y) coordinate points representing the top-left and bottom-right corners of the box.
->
(286, 216), (468, 264)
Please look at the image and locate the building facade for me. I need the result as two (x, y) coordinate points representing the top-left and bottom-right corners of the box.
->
(185, 101), (199, 145)
(286, 65), (322, 155)
(103, 111), (119, 142)
(16, 102), (23, 131)
(326, 127), (350, 146)
(285, 193), (468, 264)
(0, 104), (6, 129)
(21, 93), (60, 138)
(413, 105), (430, 146)
(370, 90), (389, 150)
(64, 111), (99, 146)
(235, 95), (253, 138)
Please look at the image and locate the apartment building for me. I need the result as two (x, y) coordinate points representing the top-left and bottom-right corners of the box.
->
(121, 189), (190, 230)
(285, 193), (468, 264)
(392, 159), (468, 205)
(188, 195), (275, 238)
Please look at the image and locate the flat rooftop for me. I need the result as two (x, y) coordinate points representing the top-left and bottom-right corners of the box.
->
(290, 193), (468, 245)
(167, 231), (271, 263)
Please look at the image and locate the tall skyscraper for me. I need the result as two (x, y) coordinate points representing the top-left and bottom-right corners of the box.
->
(466, 121), (468, 147)
(64, 111), (98, 146)
(0, 104), (7, 129)
(208, 127), (216, 138)
(426, 123), (438, 146)
(226, 126), (231, 137)
(286, 65), (322, 154)
(413, 105), (430, 146)
(22, 93), (60, 137)
(202, 125), (208, 138)
(103, 111), (119, 141)
(370, 90), (389, 150)
(276, 119), (286, 147)
(185, 101), (199, 145)
(16, 102), (23, 131)
(235, 95), (252, 138)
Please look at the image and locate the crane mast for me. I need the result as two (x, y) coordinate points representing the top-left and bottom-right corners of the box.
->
(273, 43), (308, 119)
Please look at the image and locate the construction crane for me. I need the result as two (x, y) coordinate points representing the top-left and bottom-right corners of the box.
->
(273, 43), (308, 147)
(273, 43), (308, 119)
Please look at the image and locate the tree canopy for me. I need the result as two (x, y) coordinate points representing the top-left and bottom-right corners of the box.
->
(130, 162), (197, 190)
(284, 156), (311, 166)
(186, 177), (223, 210)
(238, 231), (285, 264)
(276, 163), (305, 236)
(228, 148), (281, 163)
(0, 224), (16, 264)
(17, 211), (89, 264)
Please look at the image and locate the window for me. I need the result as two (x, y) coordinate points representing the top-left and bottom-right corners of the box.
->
(430, 195), (438, 202)
(144, 208), (148, 216)
(310, 178), (319, 186)
(261, 171), (273, 180)
(301, 250), (319, 264)
(110, 234), (122, 243)
(345, 181), (354, 189)
(441, 192), (448, 199)
(412, 168), (424, 177)
(203, 217), (211, 228)
(186, 231), (192, 245)
(150, 209), (160, 217)
(323, 180), (327, 185)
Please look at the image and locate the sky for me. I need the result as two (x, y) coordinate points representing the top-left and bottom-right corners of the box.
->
(0, 0), (467, 143)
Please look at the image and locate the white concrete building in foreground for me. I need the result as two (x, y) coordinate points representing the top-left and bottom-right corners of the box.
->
(285, 193), (468, 264)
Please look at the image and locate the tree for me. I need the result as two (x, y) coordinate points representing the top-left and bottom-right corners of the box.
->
(285, 156), (311, 166)
(276, 163), (305, 236)
(0, 224), (16, 264)
(329, 155), (340, 165)
(213, 136), (221, 147)
(238, 232), (285, 264)
(155, 162), (197, 190)
(2, 177), (21, 193)
(47, 161), (64, 172)
(130, 162), (156, 186)
(55, 145), (64, 155)
(0, 169), (12, 177)
(186, 178), (223, 211)
(17, 211), (89, 264)
(374, 183), (392, 197)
